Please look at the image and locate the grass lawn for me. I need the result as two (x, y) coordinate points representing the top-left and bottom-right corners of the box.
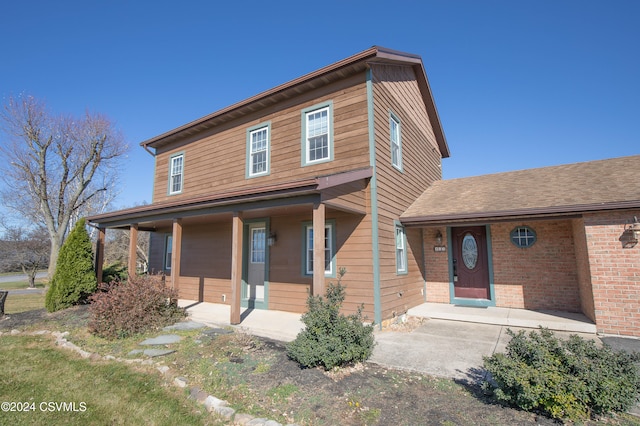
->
(3, 292), (46, 314)
(0, 280), (46, 290)
(0, 335), (217, 426)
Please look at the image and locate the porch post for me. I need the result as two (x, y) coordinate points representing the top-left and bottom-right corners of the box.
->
(128, 224), (138, 278)
(230, 211), (244, 325)
(95, 227), (105, 283)
(312, 202), (326, 296)
(171, 219), (182, 290)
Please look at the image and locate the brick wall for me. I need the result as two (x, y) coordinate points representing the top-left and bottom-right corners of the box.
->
(572, 218), (596, 322)
(423, 227), (450, 303)
(490, 220), (580, 312)
(583, 210), (640, 336)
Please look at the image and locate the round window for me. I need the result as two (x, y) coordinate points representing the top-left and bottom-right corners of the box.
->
(510, 226), (536, 248)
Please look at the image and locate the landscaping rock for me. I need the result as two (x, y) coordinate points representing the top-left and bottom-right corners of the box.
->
(157, 366), (170, 375)
(188, 387), (209, 403)
(204, 395), (228, 410)
(201, 327), (233, 336)
(233, 413), (255, 425)
(139, 334), (182, 345)
(214, 405), (235, 419)
(174, 376), (188, 388)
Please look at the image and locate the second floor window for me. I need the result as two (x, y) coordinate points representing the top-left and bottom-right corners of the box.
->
(302, 102), (333, 166)
(247, 125), (270, 177)
(169, 153), (184, 194)
(390, 112), (402, 170)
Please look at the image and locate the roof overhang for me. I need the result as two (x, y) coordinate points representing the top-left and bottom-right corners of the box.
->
(401, 200), (640, 227)
(140, 46), (449, 158)
(88, 167), (372, 229)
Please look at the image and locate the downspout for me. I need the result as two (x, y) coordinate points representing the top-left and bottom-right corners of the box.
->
(366, 68), (382, 327)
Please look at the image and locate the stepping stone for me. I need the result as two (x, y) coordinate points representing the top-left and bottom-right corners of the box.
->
(128, 349), (144, 356)
(202, 328), (233, 336)
(139, 334), (182, 345)
(143, 348), (175, 357)
(163, 321), (207, 331)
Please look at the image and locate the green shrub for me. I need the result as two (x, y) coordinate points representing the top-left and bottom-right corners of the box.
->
(287, 268), (375, 370)
(101, 262), (128, 283)
(88, 274), (185, 339)
(483, 327), (640, 421)
(45, 218), (97, 312)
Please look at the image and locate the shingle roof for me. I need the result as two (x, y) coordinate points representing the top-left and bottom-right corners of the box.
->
(401, 155), (640, 225)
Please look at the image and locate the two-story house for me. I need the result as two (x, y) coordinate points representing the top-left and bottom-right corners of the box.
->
(88, 46), (640, 337)
(88, 46), (449, 326)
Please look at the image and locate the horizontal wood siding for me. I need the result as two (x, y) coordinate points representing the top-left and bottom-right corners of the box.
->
(268, 207), (374, 317)
(321, 180), (368, 213)
(371, 63), (443, 320)
(152, 73), (370, 203)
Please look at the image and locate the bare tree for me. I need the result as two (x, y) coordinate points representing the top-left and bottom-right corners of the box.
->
(103, 228), (150, 274)
(0, 95), (128, 277)
(1, 225), (50, 287)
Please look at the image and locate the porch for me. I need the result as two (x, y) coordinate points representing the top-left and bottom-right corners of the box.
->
(178, 299), (597, 342)
(409, 302), (597, 334)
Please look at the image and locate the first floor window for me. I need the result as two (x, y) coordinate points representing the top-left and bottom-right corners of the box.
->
(164, 235), (173, 270)
(510, 226), (536, 248)
(169, 153), (184, 194)
(304, 223), (334, 275)
(395, 224), (407, 274)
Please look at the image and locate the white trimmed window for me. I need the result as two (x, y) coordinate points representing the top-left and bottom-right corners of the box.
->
(164, 235), (173, 270)
(395, 223), (407, 274)
(169, 153), (184, 194)
(304, 223), (334, 276)
(302, 103), (333, 165)
(248, 125), (269, 177)
(390, 113), (402, 170)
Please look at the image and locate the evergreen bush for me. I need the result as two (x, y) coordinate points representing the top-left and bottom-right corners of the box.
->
(45, 218), (97, 312)
(287, 268), (375, 370)
(101, 262), (128, 283)
(483, 327), (640, 421)
(88, 274), (185, 339)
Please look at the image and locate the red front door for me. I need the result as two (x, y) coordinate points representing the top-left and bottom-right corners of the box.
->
(451, 226), (490, 299)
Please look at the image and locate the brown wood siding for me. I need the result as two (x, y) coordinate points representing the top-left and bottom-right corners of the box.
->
(152, 73), (370, 203)
(321, 179), (368, 214)
(268, 208), (375, 317)
(371, 63), (443, 320)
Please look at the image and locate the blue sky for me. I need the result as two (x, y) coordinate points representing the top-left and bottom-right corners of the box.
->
(1, 0), (638, 210)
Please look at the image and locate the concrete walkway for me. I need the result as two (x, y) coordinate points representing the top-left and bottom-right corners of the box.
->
(178, 300), (603, 383)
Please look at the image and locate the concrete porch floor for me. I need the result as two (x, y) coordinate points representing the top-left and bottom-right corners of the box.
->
(408, 302), (597, 334)
(179, 299), (597, 342)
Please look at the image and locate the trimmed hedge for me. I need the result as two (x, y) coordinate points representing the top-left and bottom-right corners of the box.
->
(88, 274), (185, 339)
(483, 327), (640, 421)
(287, 269), (375, 370)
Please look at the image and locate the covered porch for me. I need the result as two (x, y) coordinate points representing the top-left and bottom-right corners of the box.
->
(88, 168), (372, 326)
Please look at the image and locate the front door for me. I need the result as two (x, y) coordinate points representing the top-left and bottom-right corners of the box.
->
(246, 223), (266, 308)
(451, 226), (490, 300)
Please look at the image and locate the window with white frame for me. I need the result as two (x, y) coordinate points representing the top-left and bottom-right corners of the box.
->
(304, 223), (334, 276)
(164, 235), (173, 270)
(248, 125), (269, 177)
(169, 153), (184, 194)
(390, 113), (402, 170)
(302, 103), (332, 165)
(395, 223), (407, 274)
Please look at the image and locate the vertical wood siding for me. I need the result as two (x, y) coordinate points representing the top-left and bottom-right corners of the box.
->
(371, 63), (443, 320)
